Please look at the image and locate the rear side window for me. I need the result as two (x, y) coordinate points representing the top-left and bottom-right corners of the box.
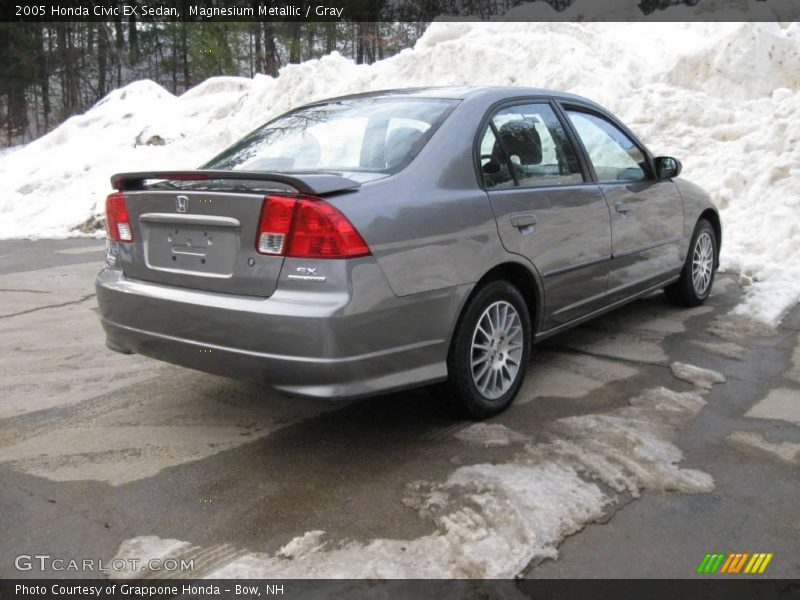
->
(566, 111), (648, 183)
(480, 103), (583, 189)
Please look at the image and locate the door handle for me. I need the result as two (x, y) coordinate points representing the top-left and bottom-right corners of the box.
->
(510, 213), (537, 229)
(614, 202), (632, 216)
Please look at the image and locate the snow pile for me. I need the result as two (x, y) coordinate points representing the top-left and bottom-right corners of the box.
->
(670, 361), (726, 390)
(0, 22), (798, 324)
(112, 385), (712, 578)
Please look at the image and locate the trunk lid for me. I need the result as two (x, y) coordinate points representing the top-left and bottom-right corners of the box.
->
(120, 189), (280, 297)
(111, 171), (362, 297)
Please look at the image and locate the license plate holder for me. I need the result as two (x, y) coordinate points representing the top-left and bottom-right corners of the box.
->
(142, 215), (240, 277)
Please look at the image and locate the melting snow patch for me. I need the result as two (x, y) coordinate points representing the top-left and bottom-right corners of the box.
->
(728, 431), (800, 465)
(516, 351), (638, 403)
(112, 386), (713, 578)
(454, 423), (528, 447)
(744, 388), (800, 426)
(689, 340), (745, 361)
(277, 531), (327, 559)
(788, 337), (800, 384)
(707, 315), (777, 343)
(670, 362), (726, 390)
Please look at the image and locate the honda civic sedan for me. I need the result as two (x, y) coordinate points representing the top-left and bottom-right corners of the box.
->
(96, 86), (720, 418)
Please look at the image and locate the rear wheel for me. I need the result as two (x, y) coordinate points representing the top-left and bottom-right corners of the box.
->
(665, 219), (717, 306)
(446, 280), (531, 419)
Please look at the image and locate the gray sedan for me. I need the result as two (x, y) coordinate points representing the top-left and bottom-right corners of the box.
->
(96, 86), (720, 418)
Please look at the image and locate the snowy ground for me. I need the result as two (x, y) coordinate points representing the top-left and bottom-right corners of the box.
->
(0, 22), (798, 324)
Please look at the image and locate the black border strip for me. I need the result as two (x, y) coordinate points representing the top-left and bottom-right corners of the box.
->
(2, 0), (799, 22)
(2, 579), (800, 600)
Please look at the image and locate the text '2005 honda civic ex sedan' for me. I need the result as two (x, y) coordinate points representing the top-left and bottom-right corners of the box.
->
(96, 86), (721, 418)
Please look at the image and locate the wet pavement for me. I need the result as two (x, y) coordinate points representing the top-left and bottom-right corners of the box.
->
(1, 240), (797, 578)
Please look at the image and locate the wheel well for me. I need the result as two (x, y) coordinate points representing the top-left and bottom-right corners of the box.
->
(473, 262), (541, 333)
(699, 209), (722, 266)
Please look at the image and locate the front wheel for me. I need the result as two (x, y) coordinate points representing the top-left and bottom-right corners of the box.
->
(665, 219), (717, 306)
(446, 280), (531, 419)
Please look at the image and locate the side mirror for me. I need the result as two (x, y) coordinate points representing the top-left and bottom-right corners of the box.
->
(655, 156), (682, 179)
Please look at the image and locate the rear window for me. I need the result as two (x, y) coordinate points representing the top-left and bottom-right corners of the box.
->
(203, 97), (457, 175)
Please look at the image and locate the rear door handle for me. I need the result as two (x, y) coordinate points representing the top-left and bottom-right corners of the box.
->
(510, 213), (537, 229)
(614, 202), (632, 215)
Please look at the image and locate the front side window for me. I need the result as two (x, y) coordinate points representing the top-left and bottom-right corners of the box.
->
(480, 103), (583, 189)
(566, 111), (648, 183)
(203, 98), (456, 175)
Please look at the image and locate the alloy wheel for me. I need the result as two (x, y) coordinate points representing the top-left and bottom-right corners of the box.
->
(692, 231), (714, 296)
(470, 300), (524, 400)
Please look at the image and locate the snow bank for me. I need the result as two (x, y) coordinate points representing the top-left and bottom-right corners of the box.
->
(0, 22), (798, 324)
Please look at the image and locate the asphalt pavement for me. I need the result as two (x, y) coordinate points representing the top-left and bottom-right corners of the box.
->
(0, 240), (797, 579)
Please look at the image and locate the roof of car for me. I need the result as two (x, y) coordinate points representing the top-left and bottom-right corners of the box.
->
(315, 86), (595, 104)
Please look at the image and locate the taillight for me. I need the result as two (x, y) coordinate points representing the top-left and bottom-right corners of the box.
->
(256, 194), (370, 259)
(105, 192), (133, 242)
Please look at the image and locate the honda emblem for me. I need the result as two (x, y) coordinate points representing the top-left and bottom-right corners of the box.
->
(176, 195), (189, 213)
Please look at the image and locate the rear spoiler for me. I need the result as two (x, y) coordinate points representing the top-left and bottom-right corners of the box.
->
(110, 170), (361, 196)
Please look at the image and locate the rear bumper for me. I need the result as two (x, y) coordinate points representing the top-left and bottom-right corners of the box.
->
(95, 264), (468, 399)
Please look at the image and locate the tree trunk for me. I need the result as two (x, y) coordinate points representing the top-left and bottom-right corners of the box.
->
(288, 22), (301, 64)
(356, 23), (365, 64)
(325, 22), (336, 54)
(167, 25), (175, 93)
(181, 22), (189, 90)
(113, 15), (123, 86)
(263, 22), (279, 76)
(97, 23), (107, 99)
(35, 25), (50, 132)
(128, 15), (138, 64)
(57, 25), (72, 115)
(306, 23), (315, 60)
(7, 84), (28, 139)
(87, 21), (94, 54)
(253, 24), (262, 75)
(252, 0), (262, 74)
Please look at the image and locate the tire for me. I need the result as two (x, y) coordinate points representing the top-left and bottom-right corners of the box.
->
(665, 219), (717, 307)
(446, 280), (532, 419)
